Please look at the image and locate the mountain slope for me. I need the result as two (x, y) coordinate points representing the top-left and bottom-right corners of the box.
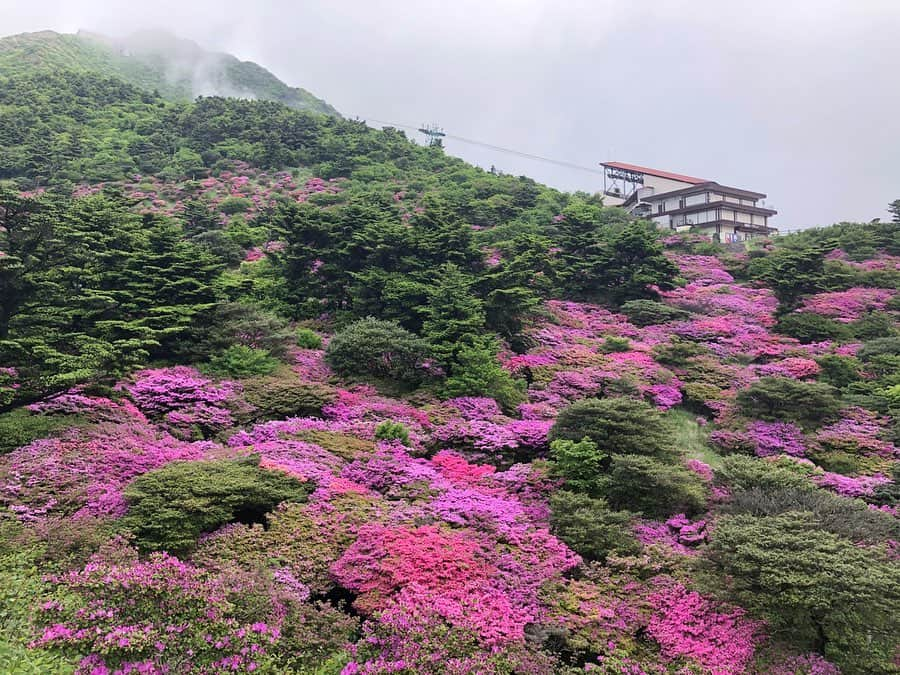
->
(0, 37), (898, 675)
(0, 29), (338, 116)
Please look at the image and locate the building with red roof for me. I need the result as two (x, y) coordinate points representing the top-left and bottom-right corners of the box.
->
(600, 161), (777, 242)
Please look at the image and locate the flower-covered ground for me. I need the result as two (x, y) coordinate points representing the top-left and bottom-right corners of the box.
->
(0, 236), (897, 675)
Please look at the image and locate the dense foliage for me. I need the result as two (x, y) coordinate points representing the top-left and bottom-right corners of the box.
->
(122, 455), (311, 552)
(0, 44), (897, 675)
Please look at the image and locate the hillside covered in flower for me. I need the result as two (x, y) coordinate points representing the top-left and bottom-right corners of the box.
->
(0, 52), (899, 675)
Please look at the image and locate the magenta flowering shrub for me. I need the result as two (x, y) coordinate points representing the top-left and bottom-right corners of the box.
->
(443, 396), (503, 419)
(341, 440), (447, 498)
(766, 652), (842, 675)
(432, 417), (547, 457)
(291, 347), (334, 382)
(323, 386), (431, 439)
(331, 523), (526, 640)
(634, 513), (707, 555)
(344, 598), (551, 674)
(121, 367), (242, 437)
(0, 424), (214, 520)
(429, 398), (551, 460)
(798, 287), (895, 322)
(36, 548), (282, 674)
(709, 421), (808, 459)
(646, 580), (764, 674)
(813, 471), (891, 498)
(757, 357), (822, 380)
(816, 408), (898, 458)
(746, 421), (807, 458)
(28, 391), (146, 423)
(685, 459), (714, 482)
(501, 352), (559, 375)
(430, 451), (496, 483)
(429, 485), (528, 534)
(646, 383), (683, 410)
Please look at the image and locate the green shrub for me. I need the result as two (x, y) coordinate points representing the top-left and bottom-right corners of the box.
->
(871, 465), (900, 507)
(714, 455), (815, 492)
(325, 318), (431, 385)
(598, 336), (631, 353)
(296, 327), (324, 350)
(701, 513), (900, 674)
(549, 437), (610, 496)
(206, 345), (280, 378)
(122, 456), (310, 552)
(218, 196), (254, 215)
(849, 311), (898, 341)
(814, 354), (862, 389)
(548, 397), (674, 460)
(774, 312), (851, 343)
(722, 486), (899, 543)
(856, 336), (900, 359)
(681, 382), (723, 415)
(620, 300), (690, 327)
(374, 421), (411, 446)
(652, 338), (708, 366)
(549, 490), (639, 561)
(735, 377), (841, 428)
(442, 337), (526, 413)
(200, 302), (295, 359)
(882, 382), (900, 407)
(857, 337), (900, 375)
(241, 378), (335, 422)
(603, 454), (707, 518)
(600, 376), (641, 399)
(806, 449), (863, 476)
(0, 409), (84, 455)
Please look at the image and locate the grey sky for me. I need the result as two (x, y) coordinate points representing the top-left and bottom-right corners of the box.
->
(2, 0), (899, 228)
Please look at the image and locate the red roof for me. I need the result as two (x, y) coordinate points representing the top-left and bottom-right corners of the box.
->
(601, 161), (708, 185)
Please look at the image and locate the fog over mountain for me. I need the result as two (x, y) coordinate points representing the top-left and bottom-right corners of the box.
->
(2, 0), (899, 227)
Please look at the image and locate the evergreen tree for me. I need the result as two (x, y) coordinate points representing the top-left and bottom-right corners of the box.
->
(887, 198), (900, 224)
(420, 263), (486, 365)
(555, 201), (676, 303)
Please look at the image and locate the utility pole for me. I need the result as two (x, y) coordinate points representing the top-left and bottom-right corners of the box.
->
(417, 123), (446, 148)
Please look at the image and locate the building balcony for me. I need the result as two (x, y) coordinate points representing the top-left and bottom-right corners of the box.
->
(681, 219), (772, 233)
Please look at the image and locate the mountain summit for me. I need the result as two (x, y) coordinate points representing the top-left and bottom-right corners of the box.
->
(0, 29), (338, 116)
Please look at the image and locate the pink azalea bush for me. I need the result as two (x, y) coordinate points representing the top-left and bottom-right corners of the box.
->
(798, 287), (894, 322)
(120, 367), (242, 437)
(634, 514), (708, 555)
(1, 424), (215, 520)
(36, 547), (287, 674)
(646, 581), (764, 674)
(3, 234), (897, 672)
(813, 471), (891, 498)
(746, 421), (807, 458)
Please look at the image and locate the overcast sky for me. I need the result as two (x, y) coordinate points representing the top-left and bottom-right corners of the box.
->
(2, 0), (899, 228)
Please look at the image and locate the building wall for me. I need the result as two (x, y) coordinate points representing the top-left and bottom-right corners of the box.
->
(642, 175), (698, 194)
